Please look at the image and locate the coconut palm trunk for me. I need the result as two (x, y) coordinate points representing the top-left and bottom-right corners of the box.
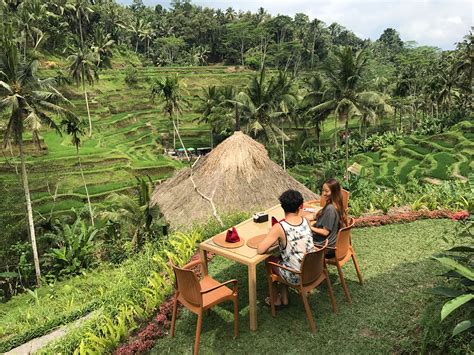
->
(342, 112), (350, 181)
(78, 12), (84, 45)
(235, 104), (240, 131)
(18, 133), (42, 286)
(316, 122), (321, 153)
(171, 117), (176, 149)
(281, 118), (286, 171)
(172, 113), (190, 161)
(82, 77), (92, 137)
(77, 154), (94, 226)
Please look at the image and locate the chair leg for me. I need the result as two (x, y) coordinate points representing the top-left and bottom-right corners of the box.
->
(170, 291), (178, 337)
(193, 311), (203, 355)
(324, 270), (337, 313)
(267, 272), (276, 317)
(336, 263), (352, 303)
(351, 252), (364, 285)
(301, 291), (316, 333)
(233, 296), (239, 337)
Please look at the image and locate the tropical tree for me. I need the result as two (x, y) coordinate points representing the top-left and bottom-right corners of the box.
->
(189, 45), (209, 66)
(309, 46), (389, 175)
(91, 28), (115, 69)
(138, 21), (153, 57)
(151, 74), (189, 160)
(0, 25), (81, 286)
(196, 85), (220, 147)
(99, 177), (166, 249)
(301, 73), (331, 152)
(17, 0), (53, 60)
(66, 0), (93, 45)
(196, 85), (238, 146)
(61, 115), (94, 226)
(238, 68), (297, 145)
(68, 46), (98, 137)
(128, 17), (148, 53)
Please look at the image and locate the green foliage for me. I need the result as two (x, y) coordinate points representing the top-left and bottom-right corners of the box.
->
(98, 176), (168, 253)
(124, 65), (139, 87)
(77, 306), (137, 354)
(44, 214), (99, 277)
(428, 214), (473, 339)
(1, 212), (248, 354)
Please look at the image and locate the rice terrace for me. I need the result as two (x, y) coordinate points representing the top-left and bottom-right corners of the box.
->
(0, 1), (472, 354)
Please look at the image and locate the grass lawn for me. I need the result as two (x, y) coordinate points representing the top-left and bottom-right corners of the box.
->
(151, 219), (454, 354)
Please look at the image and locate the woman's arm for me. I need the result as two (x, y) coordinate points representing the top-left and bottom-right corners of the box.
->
(310, 225), (330, 237)
(257, 224), (282, 254)
(311, 205), (337, 238)
(305, 211), (317, 222)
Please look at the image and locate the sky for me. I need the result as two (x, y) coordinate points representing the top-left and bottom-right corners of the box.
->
(118, 0), (473, 50)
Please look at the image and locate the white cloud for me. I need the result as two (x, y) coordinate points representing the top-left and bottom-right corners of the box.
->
(121, 0), (473, 49)
(446, 16), (463, 24)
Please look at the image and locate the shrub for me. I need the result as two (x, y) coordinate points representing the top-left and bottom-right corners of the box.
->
(124, 65), (138, 87)
(43, 214), (99, 277)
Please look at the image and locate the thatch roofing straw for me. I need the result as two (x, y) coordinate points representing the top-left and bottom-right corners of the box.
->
(151, 131), (318, 228)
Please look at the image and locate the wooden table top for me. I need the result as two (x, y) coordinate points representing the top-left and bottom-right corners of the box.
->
(200, 202), (321, 266)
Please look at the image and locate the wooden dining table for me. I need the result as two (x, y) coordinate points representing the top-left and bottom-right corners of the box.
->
(198, 201), (321, 331)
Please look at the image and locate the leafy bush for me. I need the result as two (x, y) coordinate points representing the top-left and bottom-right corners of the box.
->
(26, 212), (249, 355)
(43, 214), (99, 277)
(427, 211), (473, 343)
(124, 65), (138, 87)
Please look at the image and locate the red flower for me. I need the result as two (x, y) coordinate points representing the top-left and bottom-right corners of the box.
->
(155, 313), (170, 328)
(451, 211), (469, 221)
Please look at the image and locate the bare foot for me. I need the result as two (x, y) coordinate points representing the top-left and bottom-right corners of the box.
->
(265, 294), (282, 306)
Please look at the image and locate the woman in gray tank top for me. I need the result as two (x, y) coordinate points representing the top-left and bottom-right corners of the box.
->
(307, 178), (348, 257)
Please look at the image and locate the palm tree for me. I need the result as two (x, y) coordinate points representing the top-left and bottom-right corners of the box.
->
(128, 18), (147, 53)
(100, 177), (165, 249)
(66, 0), (93, 45)
(91, 28), (115, 69)
(357, 92), (393, 140)
(225, 7), (236, 21)
(151, 74), (190, 160)
(17, 0), (52, 60)
(68, 46), (98, 137)
(196, 85), (239, 147)
(302, 74), (331, 152)
(196, 85), (220, 147)
(0, 25), (81, 286)
(190, 45), (210, 66)
(238, 68), (297, 145)
(138, 21), (153, 57)
(309, 46), (389, 176)
(61, 117), (94, 226)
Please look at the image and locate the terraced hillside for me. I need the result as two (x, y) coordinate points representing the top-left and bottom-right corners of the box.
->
(0, 66), (254, 217)
(352, 121), (474, 184)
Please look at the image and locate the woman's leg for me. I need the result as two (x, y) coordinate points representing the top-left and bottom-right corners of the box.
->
(280, 284), (289, 305)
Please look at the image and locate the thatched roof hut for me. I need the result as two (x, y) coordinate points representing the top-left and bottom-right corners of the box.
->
(151, 131), (318, 228)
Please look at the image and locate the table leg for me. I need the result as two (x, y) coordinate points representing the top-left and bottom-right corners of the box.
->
(248, 264), (257, 331)
(199, 247), (208, 276)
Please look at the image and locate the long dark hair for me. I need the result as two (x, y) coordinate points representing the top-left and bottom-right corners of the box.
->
(317, 178), (348, 227)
